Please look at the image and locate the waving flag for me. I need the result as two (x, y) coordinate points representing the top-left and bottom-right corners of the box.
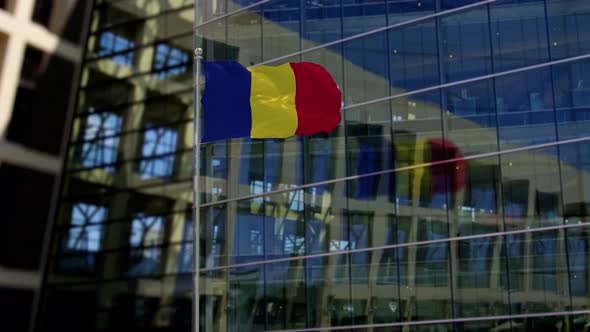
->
(201, 61), (342, 142)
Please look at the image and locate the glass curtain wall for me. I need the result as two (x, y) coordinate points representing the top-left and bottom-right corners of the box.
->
(38, 0), (590, 331)
(36, 0), (195, 331)
(195, 0), (590, 331)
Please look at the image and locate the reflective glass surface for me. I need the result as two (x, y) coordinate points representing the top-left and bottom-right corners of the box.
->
(39, 0), (590, 331)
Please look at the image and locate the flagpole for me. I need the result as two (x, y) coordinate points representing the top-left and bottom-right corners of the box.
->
(193, 46), (203, 332)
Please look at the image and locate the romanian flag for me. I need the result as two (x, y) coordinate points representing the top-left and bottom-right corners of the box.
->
(201, 61), (342, 142)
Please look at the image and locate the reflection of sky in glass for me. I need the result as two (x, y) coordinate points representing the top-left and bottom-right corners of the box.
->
(153, 44), (189, 78)
(127, 215), (164, 276)
(66, 203), (107, 252)
(81, 112), (122, 171)
(287, 186), (304, 211)
(177, 220), (193, 273)
(250, 180), (271, 203)
(97, 31), (135, 66)
(130, 214), (164, 248)
(139, 126), (178, 179)
(283, 234), (305, 254)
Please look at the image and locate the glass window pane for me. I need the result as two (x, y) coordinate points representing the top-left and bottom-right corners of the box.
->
(547, 0), (590, 60)
(440, 6), (492, 82)
(302, 0), (342, 46)
(495, 68), (557, 149)
(389, 20), (439, 93)
(443, 78), (498, 156)
(451, 156), (502, 237)
(553, 59), (590, 140)
(388, 0), (435, 25)
(490, 0), (549, 72)
(453, 235), (510, 318)
(306, 254), (352, 328)
(76, 112), (123, 171)
(343, 0), (387, 37)
(213, 264), (266, 330)
(567, 227), (590, 311)
(344, 31), (390, 106)
(265, 261), (307, 330)
(227, 7), (262, 66)
(503, 230), (570, 315)
(501, 147), (563, 230)
(559, 141), (590, 225)
(139, 126), (178, 179)
(401, 241), (452, 321)
(346, 101), (394, 202)
(262, 0), (301, 61)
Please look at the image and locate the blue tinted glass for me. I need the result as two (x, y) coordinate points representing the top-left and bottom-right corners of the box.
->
(227, 7), (262, 65)
(202, 206), (226, 268)
(61, 203), (107, 272)
(411, 223), (452, 320)
(389, 20), (439, 92)
(139, 126), (178, 178)
(501, 146), (562, 231)
(127, 214), (164, 276)
(302, 0), (342, 44)
(66, 203), (106, 252)
(228, 265), (265, 330)
(177, 220), (193, 272)
(490, 0), (549, 72)
(264, 262), (307, 330)
(346, 102), (393, 201)
(451, 156), (502, 232)
(441, 0), (488, 10)
(388, 0), (435, 25)
(80, 112), (122, 171)
(505, 230), (569, 314)
(455, 235), (509, 317)
(262, 0), (301, 61)
(440, 7), (492, 82)
(559, 141), (590, 218)
(547, 0), (590, 60)
(97, 31), (135, 66)
(495, 68), (556, 148)
(552, 59), (590, 139)
(344, 31), (389, 105)
(443, 79), (498, 155)
(153, 44), (189, 78)
(568, 228), (589, 303)
(343, 0), (387, 37)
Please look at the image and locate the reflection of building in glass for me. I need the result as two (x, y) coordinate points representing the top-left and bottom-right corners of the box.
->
(37, 0), (590, 332)
(0, 1), (91, 331)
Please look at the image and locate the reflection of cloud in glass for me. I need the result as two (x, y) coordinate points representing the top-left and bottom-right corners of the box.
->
(97, 31), (135, 66)
(66, 203), (107, 252)
(80, 111), (122, 171)
(152, 44), (189, 79)
(140, 126), (178, 179)
(127, 214), (164, 277)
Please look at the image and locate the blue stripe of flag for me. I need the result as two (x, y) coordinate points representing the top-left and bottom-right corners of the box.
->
(201, 61), (253, 143)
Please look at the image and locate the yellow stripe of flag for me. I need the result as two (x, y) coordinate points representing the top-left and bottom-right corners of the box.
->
(248, 64), (298, 138)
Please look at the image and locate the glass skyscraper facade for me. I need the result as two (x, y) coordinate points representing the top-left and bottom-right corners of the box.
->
(38, 0), (590, 331)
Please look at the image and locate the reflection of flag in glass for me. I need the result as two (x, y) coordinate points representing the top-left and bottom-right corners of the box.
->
(354, 136), (386, 199)
(394, 137), (466, 200)
(352, 133), (465, 200)
(427, 138), (466, 193)
(349, 123), (395, 200)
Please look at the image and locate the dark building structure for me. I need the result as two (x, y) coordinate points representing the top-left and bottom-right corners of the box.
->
(0, 1), (92, 331)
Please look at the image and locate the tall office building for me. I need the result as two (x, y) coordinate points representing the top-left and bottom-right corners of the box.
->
(38, 0), (590, 331)
(0, 1), (91, 331)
